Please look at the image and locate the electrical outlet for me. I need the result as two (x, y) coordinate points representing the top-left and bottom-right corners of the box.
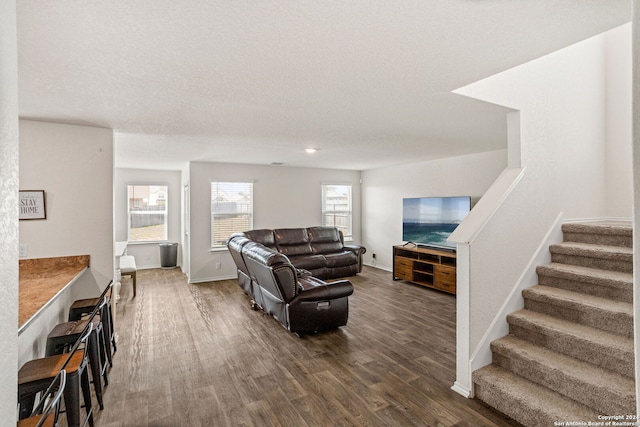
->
(19, 244), (28, 258)
(372, 253), (376, 259)
(215, 262), (222, 270)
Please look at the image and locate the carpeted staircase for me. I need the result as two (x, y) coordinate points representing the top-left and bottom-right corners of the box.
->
(473, 221), (636, 426)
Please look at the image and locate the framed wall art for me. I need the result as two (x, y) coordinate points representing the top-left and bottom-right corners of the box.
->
(19, 190), (46, 220)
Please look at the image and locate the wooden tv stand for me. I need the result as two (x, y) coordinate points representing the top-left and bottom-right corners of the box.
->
(392, 245), (457, 294)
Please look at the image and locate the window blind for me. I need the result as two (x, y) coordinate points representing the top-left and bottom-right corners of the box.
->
(211, 181), (253, 247)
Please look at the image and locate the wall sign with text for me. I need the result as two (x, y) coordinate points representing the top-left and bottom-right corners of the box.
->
(19, 190), (46, 220)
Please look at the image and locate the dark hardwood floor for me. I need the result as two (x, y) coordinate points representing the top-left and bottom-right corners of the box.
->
(94, 266), (519, 427)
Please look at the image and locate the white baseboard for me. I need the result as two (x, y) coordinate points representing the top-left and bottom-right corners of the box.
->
(451, 382), (471, 398)
(189, 274), (237, 284)
(364, 262), (392, 272)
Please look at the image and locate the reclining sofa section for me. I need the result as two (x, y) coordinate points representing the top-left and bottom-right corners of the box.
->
(227, 236), (354, 334)
(227, 226), (365, 334)
(234, 226), (366, 280)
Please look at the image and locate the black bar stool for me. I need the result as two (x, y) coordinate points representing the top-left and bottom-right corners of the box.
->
(45, 314), (108, 410)
(69, 281), (116, 366)
(18, 324), (94, 427)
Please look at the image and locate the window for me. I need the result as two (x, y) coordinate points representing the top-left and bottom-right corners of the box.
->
(128, 184), (168, 242)
(322, 184), (352, 240)
(211, 181), (253, 247)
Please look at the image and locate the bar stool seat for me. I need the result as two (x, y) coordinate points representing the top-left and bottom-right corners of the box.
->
(18, 325), (94, 427)
(16, 416), (55, 427)
(119, 255), (137, 297)
(46, 317), (108, 409)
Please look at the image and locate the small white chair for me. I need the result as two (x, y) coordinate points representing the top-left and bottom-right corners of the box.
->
(120, 255), (137, 297)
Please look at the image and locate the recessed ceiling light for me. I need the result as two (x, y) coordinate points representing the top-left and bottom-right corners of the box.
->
(305, 148), (318, 154)
(270, 162), (284, 166)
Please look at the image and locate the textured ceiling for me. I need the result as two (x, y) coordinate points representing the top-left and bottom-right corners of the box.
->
(16, 1), (631, 170)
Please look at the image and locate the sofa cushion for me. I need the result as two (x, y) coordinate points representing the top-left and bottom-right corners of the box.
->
(323, 251), (357, 268)
(308, 226), (344, 254)
(274, 228), (313, 256)
(325, 264), (359, 280)
(288, 254), (326, 271)
(243, 241), (289, 267)
(227, 235), (251, 275)
(308, 226), (342, 242)
(243, 241), (298, 302)
(243, 229), (276, 248)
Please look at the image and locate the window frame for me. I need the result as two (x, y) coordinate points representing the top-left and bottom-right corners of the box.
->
(127, 183), (169, 243)
(321, 182), (353, 241)
(210, 181), (254, 249)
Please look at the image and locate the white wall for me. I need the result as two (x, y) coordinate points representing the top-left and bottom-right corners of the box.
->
(451, 26), (631, 395)
(188, 161), (362, 283)
(114, 168), (183, 269)
(19, 120), (114, 291)
(605, 24), (633, 217)
(361, 149), (507, 271)
(0, 0), (19, 418)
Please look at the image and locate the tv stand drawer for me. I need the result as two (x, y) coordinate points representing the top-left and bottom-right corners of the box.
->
(434, 265), (456, 293)
(394, 257), (413, 280)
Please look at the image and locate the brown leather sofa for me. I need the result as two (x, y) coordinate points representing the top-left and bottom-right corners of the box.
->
(232, 226), (366, 280)
(227, 235), (354, 334)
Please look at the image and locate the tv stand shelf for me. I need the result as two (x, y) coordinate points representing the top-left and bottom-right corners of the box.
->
(392, 245), (456, 294)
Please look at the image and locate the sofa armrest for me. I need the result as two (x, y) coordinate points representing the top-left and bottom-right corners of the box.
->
(296, 268), (313, 277)
(295, 278), (353, 302)
(344, 245), (366, 272)
(344, 244), (366, 255)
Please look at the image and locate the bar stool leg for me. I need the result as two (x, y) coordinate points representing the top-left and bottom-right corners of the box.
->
(63, 371), (81, 427)
(81, 367), (94, 427)
(92, 319), (109, 387)
(101, 301), (115, 366)
(87, 330), (104, 410)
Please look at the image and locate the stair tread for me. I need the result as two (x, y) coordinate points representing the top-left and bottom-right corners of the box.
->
(537, 263), (632, 286)
(507, 309), (633, 353)
(473, 365), (600, 421)
(523, 285), (633, 316)
(492, 335), (635, 396)
(562, 221), (632, 235)
(550, 241), (633, 257)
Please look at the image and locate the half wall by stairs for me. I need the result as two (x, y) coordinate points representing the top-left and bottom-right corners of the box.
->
(473, 221), (635, 426)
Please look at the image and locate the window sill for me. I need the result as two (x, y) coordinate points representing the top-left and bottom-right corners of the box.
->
(127, 240), (171, 245)
(210, 247), (228, 253)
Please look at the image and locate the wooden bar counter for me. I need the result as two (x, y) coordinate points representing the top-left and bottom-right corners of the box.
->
(19, 255), (90, 334)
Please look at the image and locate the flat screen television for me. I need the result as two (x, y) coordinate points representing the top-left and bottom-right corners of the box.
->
(402, 196), (471, 250)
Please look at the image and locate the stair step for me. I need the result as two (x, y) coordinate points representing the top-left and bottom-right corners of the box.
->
(549, 242), (632, 273)
(522, 285), (633, 338)
(562, 221), (632, 248)
(491, 335), (636, 415)
(474, 220), (636, 425)
(473, 365), (599, 427)
(536, 263), (632, 303)
(507, 309), (634, 378)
